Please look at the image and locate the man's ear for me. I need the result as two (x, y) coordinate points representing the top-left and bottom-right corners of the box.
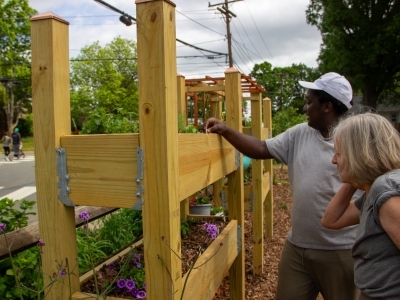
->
(324, 102), (333, 113)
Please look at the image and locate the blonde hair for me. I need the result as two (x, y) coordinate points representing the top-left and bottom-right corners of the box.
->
(331, 113), (400, 186)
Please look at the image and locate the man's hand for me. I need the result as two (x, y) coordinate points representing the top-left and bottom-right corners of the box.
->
(204, 117), (228, 135)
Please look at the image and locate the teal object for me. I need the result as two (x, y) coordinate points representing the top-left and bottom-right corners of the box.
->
(243, 155), (252, 169)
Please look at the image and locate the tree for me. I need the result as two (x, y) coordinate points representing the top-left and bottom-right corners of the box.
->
(0, 0), (37, 133)
(306, 0), (400, 108)
(250, 62), (320, 114)
(70, 37), (139, 129)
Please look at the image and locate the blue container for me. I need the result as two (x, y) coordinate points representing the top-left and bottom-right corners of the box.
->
(243, 155), (252, 170)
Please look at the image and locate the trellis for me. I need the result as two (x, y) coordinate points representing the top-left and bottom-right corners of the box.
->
(29, 1), (273, 299)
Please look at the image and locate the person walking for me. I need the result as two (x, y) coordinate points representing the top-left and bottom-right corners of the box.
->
(11, 127), (21, 160)
(2, 132), (11, 161)
(323, 113), (400, 300)
(205, 72), (360, 300)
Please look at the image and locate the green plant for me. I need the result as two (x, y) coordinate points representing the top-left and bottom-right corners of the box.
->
(189, 189), (213, 206)
(278, 202), (288, 210)
(210, 206), (224, 216)
(0, 198), (36, 232)
(97, 209), (143, 254)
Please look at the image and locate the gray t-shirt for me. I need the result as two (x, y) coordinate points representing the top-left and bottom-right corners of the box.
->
(266, 123), (358, 250)
(353, 170), (400, 299)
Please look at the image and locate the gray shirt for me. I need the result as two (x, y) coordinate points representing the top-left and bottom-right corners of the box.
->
(266, 123), (358, 250)
(353, 170), (400, 299)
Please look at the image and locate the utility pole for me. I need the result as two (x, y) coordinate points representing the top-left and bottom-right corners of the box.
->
(209, 0), (242, 68)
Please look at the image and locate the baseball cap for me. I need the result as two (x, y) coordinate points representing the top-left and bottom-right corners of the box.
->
(15, 127), (19, 132)
(298, 72), (352, 109)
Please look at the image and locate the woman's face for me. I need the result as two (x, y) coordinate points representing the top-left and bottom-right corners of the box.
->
(332, 139), (349, 183)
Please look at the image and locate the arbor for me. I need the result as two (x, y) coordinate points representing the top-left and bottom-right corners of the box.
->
(0, 0), (37, 133)
(70, 37), (139, 129)
(250, 62), (320, 113)
(306, 0), (400, 108)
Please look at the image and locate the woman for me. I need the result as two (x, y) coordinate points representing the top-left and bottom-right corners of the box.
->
(322, 113), (400, 300)
(2, 132), (11, 161)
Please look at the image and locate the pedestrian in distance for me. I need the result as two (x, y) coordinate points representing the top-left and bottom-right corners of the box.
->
(11, 127), (21, 160)
(322, 113), (400, 300)
(205, 72), (360, 300)
(2, 132), (11, 161)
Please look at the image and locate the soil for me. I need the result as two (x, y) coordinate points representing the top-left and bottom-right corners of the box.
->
(82, 166), (319, 299)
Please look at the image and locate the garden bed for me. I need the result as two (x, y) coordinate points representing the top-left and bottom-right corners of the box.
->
(79, 218), (230, 299)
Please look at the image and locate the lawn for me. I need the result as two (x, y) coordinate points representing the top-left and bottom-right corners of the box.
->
(21, 136), (34, 151)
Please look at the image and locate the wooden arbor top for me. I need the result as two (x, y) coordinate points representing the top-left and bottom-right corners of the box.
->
(184, 73), (266, 95)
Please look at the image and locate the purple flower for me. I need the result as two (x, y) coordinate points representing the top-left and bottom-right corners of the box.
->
(136, 290), (146, 299)
(0, 223), (6, 233)
(109, 263), (115, 270)
(133, 261), (142, 268)
(78, 211), (90, 221)
(125, 279), (135, 290)
(205, 224), (219, 239)
(59, 269), (67, 277)
(117, 279), (126, 289)
(131, 288), (138, 297)
(133, 253), (140, 260)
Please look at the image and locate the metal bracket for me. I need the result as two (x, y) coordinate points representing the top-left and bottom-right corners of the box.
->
(237, 225), (242, 252)
(56, 148), (74, 206)
(220, 190), (227, 211)
(249, 191), (254, 212)
(132, 147), (144, 210)
(235, 149), (240, 170)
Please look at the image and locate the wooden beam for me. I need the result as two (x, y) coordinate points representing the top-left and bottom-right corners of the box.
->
(250, 92), (264, 275)
(0, 207), (118, 260)
(136, 1), (181, 299)
(181, 220), (238, 300)
(30, 12), (80, 298)
(263, 97), (274, 238)
(186, 85), (226, 93)
(60, 134), (236, 207)
(224, 67), (245, 300)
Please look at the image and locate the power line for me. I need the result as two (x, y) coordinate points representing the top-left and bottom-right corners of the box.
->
(243, 1), (277, 66)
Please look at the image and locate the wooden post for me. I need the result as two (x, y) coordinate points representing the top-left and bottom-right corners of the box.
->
(136, 1), (182, 299)
(211, 80), (225, 207)
(263, 97), (273, 238)
(250, 92), (264, 275)
(225, 67), (245, 299)
(177, 73), (187, 125)
(177, 74), (189, 220)
(30, 12), (80, 297)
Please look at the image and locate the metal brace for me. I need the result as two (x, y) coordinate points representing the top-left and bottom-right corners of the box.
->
(132, 147), (144, 210)
(235, 149), (240, 170)
(237, 225), (242, 253)
(56, 148), (74, 206)
(220, 190), (227, 211)
(249, 191), (254, 212)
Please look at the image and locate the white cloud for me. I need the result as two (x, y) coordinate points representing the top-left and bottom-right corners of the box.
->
(29, 0), (322, 78)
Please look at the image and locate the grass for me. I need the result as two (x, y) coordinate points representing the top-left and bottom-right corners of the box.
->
(21, 137), (34, 152)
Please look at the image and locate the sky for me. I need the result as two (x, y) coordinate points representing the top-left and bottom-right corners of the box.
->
(28, 0), (322, 79)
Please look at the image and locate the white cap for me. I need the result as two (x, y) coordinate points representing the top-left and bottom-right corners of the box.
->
(298, 72), (353, 109)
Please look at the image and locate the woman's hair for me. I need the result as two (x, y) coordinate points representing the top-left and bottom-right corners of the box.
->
(312, 90), (350, 116)
(331, 112), (400, 186)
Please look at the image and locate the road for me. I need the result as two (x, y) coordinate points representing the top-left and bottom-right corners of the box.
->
(0, 153), (38, 223)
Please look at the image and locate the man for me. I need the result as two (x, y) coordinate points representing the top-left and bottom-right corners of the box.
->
(2, 132), (11, 161)
(11, 127), (21, 160)
(205, 72), (359, 300)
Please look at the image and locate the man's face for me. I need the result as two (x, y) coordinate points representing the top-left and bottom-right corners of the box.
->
(303, 90), (325, 130)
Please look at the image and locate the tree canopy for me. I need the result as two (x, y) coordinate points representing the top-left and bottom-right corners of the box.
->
(0, 0), (37, 133)
(250, 62), (320, 114)
(70, 37), (139, 129)
(306, 0), (400, 108)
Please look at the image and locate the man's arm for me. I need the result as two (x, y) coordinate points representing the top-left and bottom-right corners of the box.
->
(321, 183), (360, 229)
(205, 117), (274, 160)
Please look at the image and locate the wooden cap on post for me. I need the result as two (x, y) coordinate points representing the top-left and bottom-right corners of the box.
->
(30, 11), (69, 25)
